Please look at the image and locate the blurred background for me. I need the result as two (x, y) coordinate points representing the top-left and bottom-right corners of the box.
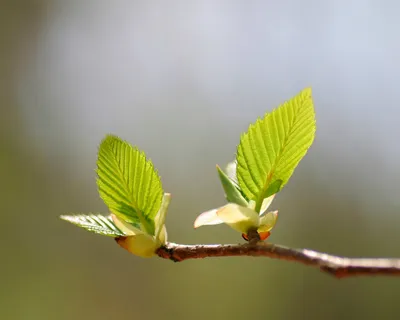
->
(2, 1), (400, 319)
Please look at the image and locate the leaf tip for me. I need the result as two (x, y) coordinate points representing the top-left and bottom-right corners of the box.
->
(98, 134), (116, 149)
(59, 214), (69, 221)
(193, 214), (204, 229)
(193, 209), (223, 229)
(60, 214), (78, 223)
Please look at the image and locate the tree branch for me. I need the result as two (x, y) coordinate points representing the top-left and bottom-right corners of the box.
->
(156, 242), (400, 278)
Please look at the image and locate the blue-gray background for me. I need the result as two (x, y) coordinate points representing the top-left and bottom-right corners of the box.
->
(2, 1), (400, 319)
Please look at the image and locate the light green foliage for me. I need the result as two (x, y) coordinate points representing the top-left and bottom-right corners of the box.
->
(96, 135), (163, 234)
(236, 88), (316, 212)
(216, 165), (248, 207)
(60, 214), (125, 237)
(61, 88), (317, 250)
(62, 136), (170, 258)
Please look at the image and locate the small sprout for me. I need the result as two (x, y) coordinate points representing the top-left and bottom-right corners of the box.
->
(114, 193), (171, 257)
(194, 195), (278, 241)
(62, 89), (316, 259)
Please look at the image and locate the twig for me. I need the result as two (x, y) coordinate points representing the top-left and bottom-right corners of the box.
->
(156, 242), (400, 278)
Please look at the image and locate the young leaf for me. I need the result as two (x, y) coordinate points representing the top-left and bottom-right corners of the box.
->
(154, 193), (171, 240)
(236, 88), (316, 212)
(216, 204), (260, 233)
(60, 214), (125, 237)
(96, 135), (163, 234)
(216, 165), (248, 206)
(225, 161), (238, 183)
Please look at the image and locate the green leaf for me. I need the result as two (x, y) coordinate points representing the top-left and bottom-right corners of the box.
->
(154, 193), (171, 240)
(236, 88), (316, 212)
(216, 165), (248, 206)
(263, 180), (282, 200)
(60, 214), (125, 237)
(96, 135), (163, 235)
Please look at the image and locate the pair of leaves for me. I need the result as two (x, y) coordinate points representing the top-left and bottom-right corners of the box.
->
(61, 135), (164, 238)
(61, 87), (316, 244)
(218, 88), (315, 212)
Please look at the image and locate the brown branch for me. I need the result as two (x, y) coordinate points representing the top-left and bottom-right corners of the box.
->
(156, 242), (400, 278)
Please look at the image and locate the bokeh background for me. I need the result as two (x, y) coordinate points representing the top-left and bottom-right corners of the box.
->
(2, 1), (400, 319)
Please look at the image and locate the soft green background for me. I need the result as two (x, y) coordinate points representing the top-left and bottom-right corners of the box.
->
(2, 1), (400, 319)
